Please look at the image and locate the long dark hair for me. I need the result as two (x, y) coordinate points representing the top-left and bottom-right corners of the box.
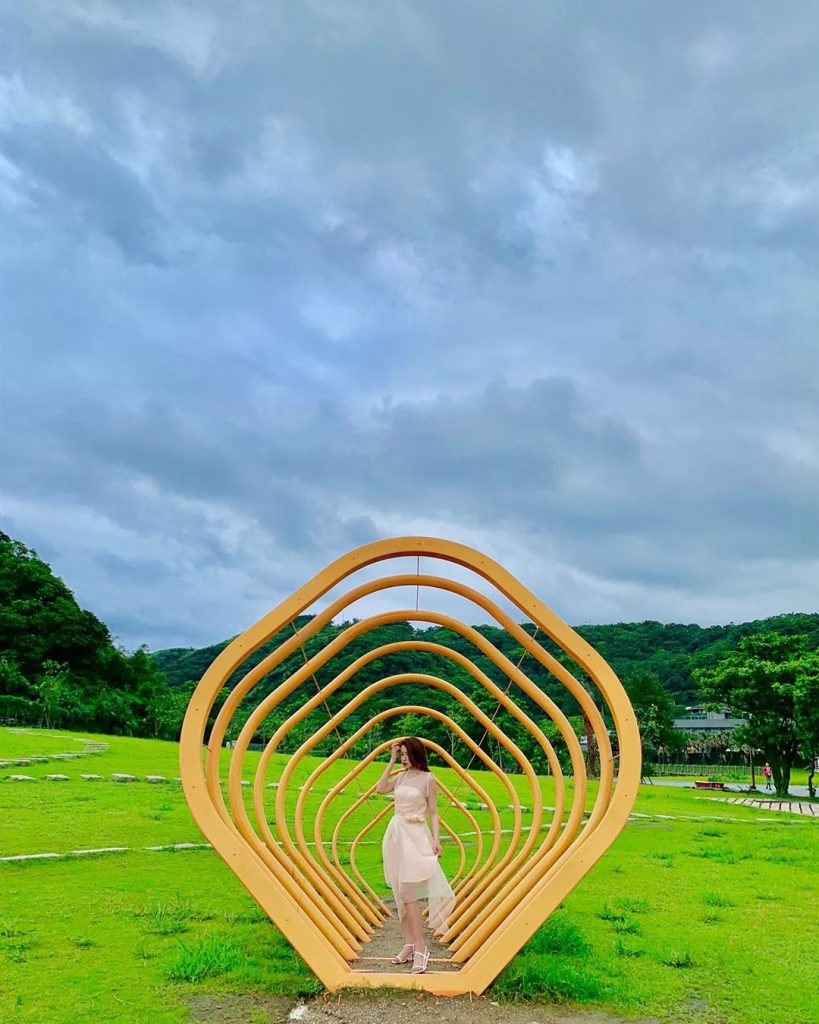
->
(401, 736), (430, 772)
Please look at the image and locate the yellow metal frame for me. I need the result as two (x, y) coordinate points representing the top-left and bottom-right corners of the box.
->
(180, 536), (640, 994)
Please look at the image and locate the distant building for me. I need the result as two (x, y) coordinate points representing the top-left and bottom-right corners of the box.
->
(672, 706), (745, 733)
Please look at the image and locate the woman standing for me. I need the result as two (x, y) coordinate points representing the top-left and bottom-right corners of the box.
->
(376, 737), (455, 975)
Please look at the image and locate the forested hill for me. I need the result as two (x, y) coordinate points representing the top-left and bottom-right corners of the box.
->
(151, 611), (819, 712)
(0, 531), (175, 735)
(3, 527), (818, 744)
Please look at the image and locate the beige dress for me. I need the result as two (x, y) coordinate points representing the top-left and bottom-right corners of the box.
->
(382, 769), (455, 935)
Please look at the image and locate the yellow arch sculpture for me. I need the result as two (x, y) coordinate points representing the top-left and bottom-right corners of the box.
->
(180, 536), (640, 994)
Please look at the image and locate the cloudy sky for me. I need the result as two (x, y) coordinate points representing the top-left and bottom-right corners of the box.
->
(3, 1), (818, 651)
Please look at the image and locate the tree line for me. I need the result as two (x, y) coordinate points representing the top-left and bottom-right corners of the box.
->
(0, 532), (184, 738)
(1, 531), (817, 795)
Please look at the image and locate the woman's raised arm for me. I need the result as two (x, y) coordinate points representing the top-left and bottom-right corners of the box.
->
(375, 742), (400, 794)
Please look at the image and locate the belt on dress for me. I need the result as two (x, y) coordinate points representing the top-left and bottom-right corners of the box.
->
(401, 813), (425, 823)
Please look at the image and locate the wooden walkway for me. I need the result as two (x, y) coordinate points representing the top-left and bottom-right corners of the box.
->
(723, 798), (818, 817)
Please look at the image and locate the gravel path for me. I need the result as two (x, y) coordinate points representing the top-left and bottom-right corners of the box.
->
(189, 992), (647, 1024)
(351, 902), (459, 974)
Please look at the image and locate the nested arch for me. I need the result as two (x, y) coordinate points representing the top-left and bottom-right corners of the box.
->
(334, 775), (474, 917)
(180, 536), (641, 995)
(273, 675), (561, 937)
(226, 608), (592, 841)
(313, 731), (505, 923)
(204, 571), (613, 829)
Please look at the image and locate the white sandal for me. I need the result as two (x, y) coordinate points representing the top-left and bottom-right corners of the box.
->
(392, 943), (414, 965)
(410, 947), (430, 974)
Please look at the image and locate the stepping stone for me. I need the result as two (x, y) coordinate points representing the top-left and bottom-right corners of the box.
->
(146, 775), (167, 783)
(111, 773), (137, 783)
(29, 757), (48, 763)
(267, 782), (279, 788)
(144, 842), (212, 851)
(14, 759), (31, 766)
(45, 774), (70, 781)
(0, 761), (12, 768)
(242, 780), (250, 787)
(81, 774), (102, 781)
(69, 847), (129, 856)
(1, 852), (61, 862)
(8, 774), (37, 781)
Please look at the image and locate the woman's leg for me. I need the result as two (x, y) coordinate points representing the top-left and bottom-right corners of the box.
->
(402, 899), (425, 951)
(397, 884), (426, 949)
(397, 902), (415, 946)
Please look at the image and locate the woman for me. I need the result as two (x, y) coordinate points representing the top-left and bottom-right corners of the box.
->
(376, 736), (455, 975)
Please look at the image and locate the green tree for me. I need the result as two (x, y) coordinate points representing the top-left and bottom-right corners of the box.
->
(0, 658), (34, 699)
(696, 633), (819, 796)
(0, 657), (38, 723)
(0, 533), (113, 684)
(0, 531), (166, 734)
(622, 669), (676, 763)
(148, 684), (191, 740)
(36, 661), (83, 728)
(794, 658), (819, 798)
(91, 687), (139, 736)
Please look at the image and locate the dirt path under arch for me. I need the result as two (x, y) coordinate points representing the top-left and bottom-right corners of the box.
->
(189, 991), (660, 1024)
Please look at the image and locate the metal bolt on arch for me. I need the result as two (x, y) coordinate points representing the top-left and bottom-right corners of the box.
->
(180, 537), (641, 995)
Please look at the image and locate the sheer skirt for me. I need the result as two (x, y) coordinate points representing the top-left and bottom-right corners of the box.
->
(382, 815), (454, 935)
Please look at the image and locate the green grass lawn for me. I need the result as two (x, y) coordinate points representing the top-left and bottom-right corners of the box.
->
(2, 727), (818, 1024)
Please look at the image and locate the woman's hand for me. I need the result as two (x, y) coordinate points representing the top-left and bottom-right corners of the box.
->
(389, 742), (401, 764)
(432, 839), (442, 858)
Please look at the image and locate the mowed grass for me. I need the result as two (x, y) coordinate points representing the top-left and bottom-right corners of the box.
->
(0, 727), (589, 857)
(1, 728), (818, 1024)
(0, 730), (93, 758)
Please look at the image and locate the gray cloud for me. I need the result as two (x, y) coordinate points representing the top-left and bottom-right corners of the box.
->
(2, 1), (818, 648)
